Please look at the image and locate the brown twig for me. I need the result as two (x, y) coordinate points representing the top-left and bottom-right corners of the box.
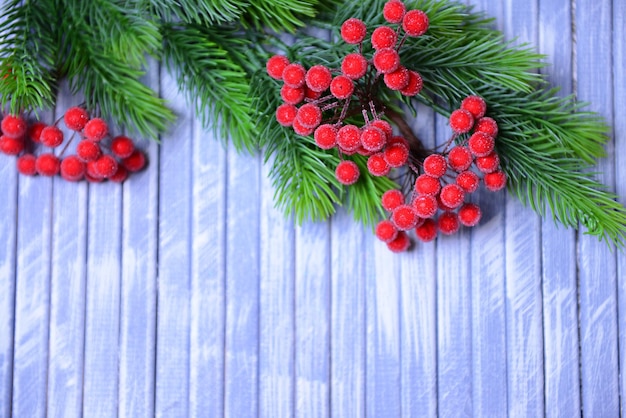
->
(385, 107), (429, 161)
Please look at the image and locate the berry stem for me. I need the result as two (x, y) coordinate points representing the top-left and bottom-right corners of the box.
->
(385, 107), (429, 161)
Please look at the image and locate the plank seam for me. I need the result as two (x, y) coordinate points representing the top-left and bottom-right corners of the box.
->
(8, 174), (19, 418)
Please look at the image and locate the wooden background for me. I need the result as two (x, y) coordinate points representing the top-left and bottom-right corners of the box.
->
(1, 0), (625, 416)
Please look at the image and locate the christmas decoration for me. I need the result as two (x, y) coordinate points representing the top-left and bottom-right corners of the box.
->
(0, 0), (625, 249)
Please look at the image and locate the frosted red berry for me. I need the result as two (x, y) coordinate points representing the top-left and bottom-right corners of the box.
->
(40, 126), (64, 148)
(414, 174), (441, 196)
(305, 65), (332, 92)
(296, 104), (323, 129)
(86, 160), (103, 179)
(84, 118), (108, 141)
(361, 126), (386, 152)
(400, 70), (423, 96)
(449, 109), (474, 134)
(423, 153), (447, 178)
(376, 219), (398, 243)
(447, 146), (473, 172)
(438, 211), (460, 235)
(367, 153), (391, 176)
(475, 152), (500, 173)
(330, 75), (354, 99)
(266, 55), (290, 80)
(415, 218), (437, 242)
(111, 135), (135, 158)
(1, 114), (26, 138)
(388, 135), (409, 149)
(468, 132), (495, 157)
(402, 10), (429, 37)
(387, 231), (411, 252)
(122, 150), (146, 172)
(382, 189), (404, 211)
(412, 194), (438, 218)
(94, 155), (118, 178)
(36, 153), (60, 176)
(440, 184), (465, 209)
(474, 116), (498, 137)
(384, 66), (410, 91)
(369, 120), (393, 140)
(292, 118), (315, 136)
(16, 154), (37, 176)
(341, 53), (368, 80)
(109, 164), (128, 183)
(280, 85), (305, 105)
(60, 155), (85, 181)
(373, 48), (400, 74)
(282, 63), (306, 88)
(314, 124), (338, 149)
(392, 204), (420, 230)
(337, 124), (361, 152)
(0, 135), (24, 155)
(384, 143), (409, 167)
(335, 160), (360, 185)
(484, 170), (507, 191)
(341, 18), (367, 44)
(64, 106), (89, 131)
(304, 86), (323, 101)
(456, 170), (479, 193)
(76, 140), (101, 162)
(28, 122), (46, 143)
(371, 26), (398, 49)
(383, 0), (406, 23)
(458, 203), (482, 227)
(275, 104), (298, 127)
(461, 96), (487, 119)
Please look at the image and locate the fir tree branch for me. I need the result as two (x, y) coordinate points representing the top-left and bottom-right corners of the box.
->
(137, 0), (248, 25)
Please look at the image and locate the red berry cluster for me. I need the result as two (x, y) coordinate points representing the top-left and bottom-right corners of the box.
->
(0, 108), (146, 182)
(376, 96), (506, 252)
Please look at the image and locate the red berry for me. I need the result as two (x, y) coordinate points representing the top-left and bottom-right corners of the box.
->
(412, 194), (438, 218)
(373, 48), (400, 74)
(437, 194), (454, 211)
(86, 160), (104, 180)
(475, 152), (500, 173)
(458, 203), (482, 227)
(111, 135), (135, 158)
(384, 143), (409, 167)
(383, 66), (410, 90)
(456, 170), (479, 193)
(437, 211), (460, 235)
(83, 118), (108, 141)
(0, 135), (24, 155)
(109, 164), (128, 183)
(1, 114), (26, 138)
(474, 117), (498, 137)
(449, 109), (474, 134)
(63, 106), (89, 131)
(371, 26), (398, 49)
(40, 126), (64, 148)
(484, 170), (507, 191)
(391, 204), (420, 230)
(335, 160), (360, 185)
(336, 125), (361, 152)
(341, 18), (367, 44)
(36, 153), (60, 176)
(296, 104), (322, 129)
(387, 230), (411, 252)
(447, 146), (473, 172)
(369, 120), (393, 140)
(468, 132), (495, 157)
(94, 155), (118, 178)
(314, 124), (338, 149)
(402, 9), (429, 37)
(280, 85), (305, 105)
(400, 70), (423, 96)
(76, 140), (101, 162)
(122, 150), (146, 172)
(282, 63), (306, 88)
(376, 219), (398, 243)
(341, 53), (368, 80)
(388, 135), (409, 148)
(361, 126), (386, 152)
(305, 65), (332, 92)
(381, 189), (404, 211)
(266, 55), (290, 80)
(276, 104), (298, 127)
(414, 174), (441, 196)
(415, 218), (437, 242)
(28, 122), (46, 143)
(367, 153), (391, 176)
(60, 155), (85, 181)
(461, 96), (487, 119)
(440, 184), (465, 209)
(304, 86), (323, 101)
(292, 118), (314, 136)
(330, 75), (354, 99)
(16, 154), (37, 175)
(383, 0), (406, 23)
(423, 153), (447, 178)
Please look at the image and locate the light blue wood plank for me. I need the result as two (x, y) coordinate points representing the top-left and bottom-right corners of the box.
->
(155, 68), (192, 418)
(295, 222), (330, 418)
(259, 157), (294, 418)
(224, 147), (260, 418)
(576, 0), (620, 415)
(11, 110), (54, 418)
(118, 64), (158, 418)
(400, 105), (437, 418)
(0, 154), (17, 418)
(330, 212), (365, 418)
(537, 2), (581, 416)
(46, 87), (87, 418)
(189, 118), (226, 417)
